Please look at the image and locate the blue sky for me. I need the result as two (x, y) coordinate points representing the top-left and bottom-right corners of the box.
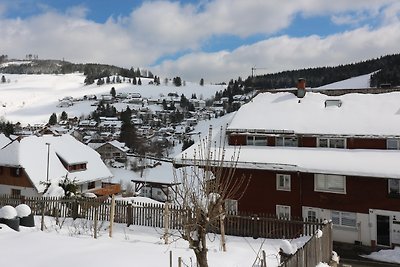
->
(1, 0), (400, 82)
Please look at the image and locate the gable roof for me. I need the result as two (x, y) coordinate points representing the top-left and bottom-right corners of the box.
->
(0, 134), (113, 192)
(227, 91), (400, 136)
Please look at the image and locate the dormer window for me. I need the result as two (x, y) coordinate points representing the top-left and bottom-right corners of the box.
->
(56, 153), (87, 172)
(324, 99), (342, 108)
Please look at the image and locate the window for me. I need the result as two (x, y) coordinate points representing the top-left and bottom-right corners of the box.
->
(315, 174), (346, 194)
(276, 174), (291, 191)
(389, 179), (400, 196)
(387, 139), (400, 150)
(11, 189), (21, 196)
(88, 181), (96, 189)
(307, 210), (317, 221)
(276, 136), (298, 147)
(318, 138), (346, 148)
(247, 136), (267, 146)
(276, 205), (291, 219)
(225, 199), (238, 215)
(331, 211), (357, 228)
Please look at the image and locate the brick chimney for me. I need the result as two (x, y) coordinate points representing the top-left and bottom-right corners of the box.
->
(297, 78), (306, 98)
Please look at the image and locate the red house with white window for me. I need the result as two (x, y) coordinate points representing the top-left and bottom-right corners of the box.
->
(176, 89), (400, 248)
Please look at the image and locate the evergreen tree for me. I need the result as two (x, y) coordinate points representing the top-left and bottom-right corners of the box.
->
(138, 78), (142, 85)
(133, 77), (137, 85)
(110, 87), (116, 98)
(1, 75), (6, 83)
(119, 120), (137, 151)
(173, 76), (182, 86)
(60, 111), (68, 121)
(200, 78), (204, 86)
(48, 113), (57, 125)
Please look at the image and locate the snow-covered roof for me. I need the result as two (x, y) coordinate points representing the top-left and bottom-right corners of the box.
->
(0, 134), (113, 192)
(227, 91), (400, 136)
(176, 140), (400, 179)
(105, 140), (129, 153)
(175, 111), (400, 179)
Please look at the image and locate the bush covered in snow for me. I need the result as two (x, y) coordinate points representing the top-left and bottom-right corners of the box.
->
(0, 205), (18, 219)
(15, 204), (31, 217)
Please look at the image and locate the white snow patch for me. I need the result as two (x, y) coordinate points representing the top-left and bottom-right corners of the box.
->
(362, 246), (400, 264)
(315, 229), (323, 238)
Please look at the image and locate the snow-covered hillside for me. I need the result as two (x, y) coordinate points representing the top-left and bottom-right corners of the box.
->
(0, 73), (225, 125)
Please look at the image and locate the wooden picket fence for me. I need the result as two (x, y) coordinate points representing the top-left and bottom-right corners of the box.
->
(0, 195), (325, 239)
(280, 222), (333, 267)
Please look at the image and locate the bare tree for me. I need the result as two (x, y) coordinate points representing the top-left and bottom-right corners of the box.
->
(172, 126), (250, 267)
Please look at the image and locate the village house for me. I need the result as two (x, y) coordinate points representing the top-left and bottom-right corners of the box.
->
(175, 86), (400, 249)
(0, 134), (116, 197)
(88, 140), (130, 161)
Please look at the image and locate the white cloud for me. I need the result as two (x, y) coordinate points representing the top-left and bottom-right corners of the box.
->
(1, 0), (400, 83)
(154, 23), (400, 83)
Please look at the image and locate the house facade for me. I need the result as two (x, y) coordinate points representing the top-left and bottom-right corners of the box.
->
(0, 134), (115, 197)
(175, 90), (400, 248)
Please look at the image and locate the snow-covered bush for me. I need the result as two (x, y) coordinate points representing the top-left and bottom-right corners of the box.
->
(0, 205), (18, 219)
(15, 204), (31, 217)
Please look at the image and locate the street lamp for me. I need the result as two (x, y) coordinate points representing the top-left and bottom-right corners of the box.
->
(46, 143), (50, 182)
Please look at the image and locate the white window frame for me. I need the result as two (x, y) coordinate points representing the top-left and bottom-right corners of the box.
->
(387, 139), (400, 150)
(276, 205), (291, 219)
(276, 174), (291, 191)
(275, 136), (298, 147)
(388, 179), (400, 196)
(317, 137), (346, 149)
(331, 210), (357, 228)
(307, 210), (317, 221)
(225, 199), (238, 215)
(314, 174), (346, 194)
(246, 135), (267, 146)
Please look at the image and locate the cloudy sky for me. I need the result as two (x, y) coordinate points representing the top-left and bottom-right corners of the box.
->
(1, 0), (400, 82)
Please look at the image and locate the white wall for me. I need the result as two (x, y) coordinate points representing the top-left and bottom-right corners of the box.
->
(0, 185), (39, 197)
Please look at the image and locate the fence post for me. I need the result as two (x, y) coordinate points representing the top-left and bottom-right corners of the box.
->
(94, 207), (99, 239)
(164, 202), (170, 244)
(169, 251), (172, 267)
(127, 202), (133, 227)
(109, 194), (115, 238)
(40, 199), (45, 231)
(178, 257), (182, 267)
(219, 204), (226, 251)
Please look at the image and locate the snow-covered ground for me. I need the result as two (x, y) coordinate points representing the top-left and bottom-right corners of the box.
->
(0, 215), (311, 267)
(0, 73), (225, 125)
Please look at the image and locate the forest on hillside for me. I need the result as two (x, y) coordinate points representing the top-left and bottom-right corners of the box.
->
(245, 53), (400, 89)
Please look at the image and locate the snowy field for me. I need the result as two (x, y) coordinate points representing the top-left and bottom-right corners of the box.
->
(0, 73), (225, 125)
(0, 215), (311, 267)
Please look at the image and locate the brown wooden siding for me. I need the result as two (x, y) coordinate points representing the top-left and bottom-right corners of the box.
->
(0, 167), (34, 188)
(302, 173), (400, 213)
(230, 168), (400, 216)
(347, 138), (386, 149)
(267, 136), (275, 146)
(233, 169), (302, 217)
(228, 134), (247, 145)
(300, 136), (317, 147)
